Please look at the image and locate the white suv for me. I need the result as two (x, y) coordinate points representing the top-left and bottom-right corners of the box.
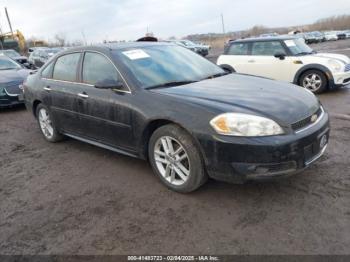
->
(217, 36), (350, 93)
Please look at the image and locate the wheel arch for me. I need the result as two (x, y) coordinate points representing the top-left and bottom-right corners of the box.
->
(218, 64), (236, 73)
(293, 64), (333, 86)
(32, 99), (42, 118)
(140, 118), (206, 164)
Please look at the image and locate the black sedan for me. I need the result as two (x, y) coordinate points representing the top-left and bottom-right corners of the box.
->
(23, 42), (330, 192)
(0, 55), (31, 108)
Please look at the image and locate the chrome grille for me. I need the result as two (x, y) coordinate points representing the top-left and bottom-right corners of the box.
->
(291, 107), (323, 131)
(4, 81), (22, 95)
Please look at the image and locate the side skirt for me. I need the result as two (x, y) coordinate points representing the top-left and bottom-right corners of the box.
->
(62, 132), (139, 159)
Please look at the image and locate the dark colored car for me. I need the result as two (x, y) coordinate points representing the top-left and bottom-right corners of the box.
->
(0, 49), (35, 69)
(0, 55), (31, 108)
(28, 47), (63, 68)
(336, 31), (346, 40)
(23, 43), (330, 192)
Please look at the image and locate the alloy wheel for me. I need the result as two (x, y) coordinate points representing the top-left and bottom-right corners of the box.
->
(38, 108), (54, 139)
(303, 73), (322, 92)
(154, 136), (190, 186)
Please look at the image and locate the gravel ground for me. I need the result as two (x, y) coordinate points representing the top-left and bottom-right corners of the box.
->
(0, 41), (350, 255)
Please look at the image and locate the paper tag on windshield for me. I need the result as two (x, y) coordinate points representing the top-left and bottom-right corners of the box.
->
(122, 49), (150, 60)
(284, 40), (296, 47)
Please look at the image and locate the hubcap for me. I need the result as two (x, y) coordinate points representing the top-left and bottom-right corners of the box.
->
(303, 73), (322, 92)
(154, 136), (190, 186)
(38, 108), (54, 139)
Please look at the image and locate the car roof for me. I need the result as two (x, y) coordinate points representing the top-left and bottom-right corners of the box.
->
(231, 35), (298, 43)
(57, 42), (175, 54)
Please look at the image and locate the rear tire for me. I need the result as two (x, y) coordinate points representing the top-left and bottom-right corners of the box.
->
(148, 124), (207, 193)
(299, 69), (328, 94)
(36, 104), (63, 142)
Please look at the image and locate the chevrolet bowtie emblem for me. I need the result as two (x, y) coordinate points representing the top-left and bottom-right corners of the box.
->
(311, 114), (318, 123)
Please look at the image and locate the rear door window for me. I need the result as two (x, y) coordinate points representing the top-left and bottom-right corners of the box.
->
(53, 53), (81, 82)
(251, 41), (285, 56)
(227, 43), (249, 55)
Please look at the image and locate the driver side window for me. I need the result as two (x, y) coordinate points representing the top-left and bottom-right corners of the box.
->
(251, 41), (286, 56)
(82, 52), (120, 86)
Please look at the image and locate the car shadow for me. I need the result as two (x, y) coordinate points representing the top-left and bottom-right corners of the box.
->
(0, 104), (26, 113)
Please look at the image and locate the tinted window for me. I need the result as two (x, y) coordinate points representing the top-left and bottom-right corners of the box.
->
(251, 41), (285, 56)
(82, 52), (119, 85)
(41, 62), (54, 78)
(227, 43), (249, 55)
(53, 53), (80, 81)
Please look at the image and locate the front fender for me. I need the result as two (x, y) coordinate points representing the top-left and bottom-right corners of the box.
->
(293, 63), (333, 84)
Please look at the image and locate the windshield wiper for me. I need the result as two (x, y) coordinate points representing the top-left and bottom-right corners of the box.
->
(145, 80), (198, 90)
(204, 72), (229, 80)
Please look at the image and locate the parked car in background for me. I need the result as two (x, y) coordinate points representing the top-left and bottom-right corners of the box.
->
(259, 32), (279, 38)
(178, 40), (209, 56)
(0, 49), (35, 69)
(23, 42), (329, 192)
(312, 31), (325, 42)
(324, 31), (338, 41)
(217, 36), (350, 93)
(0, 54), (31, 108)
(345, 30), (350, 38)
(336, 31), (346, 40)
(303, 32), (317, 44)
(28, 47), (63, 68)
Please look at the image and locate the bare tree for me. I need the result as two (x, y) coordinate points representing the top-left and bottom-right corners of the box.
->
(54, 33), (66, 47)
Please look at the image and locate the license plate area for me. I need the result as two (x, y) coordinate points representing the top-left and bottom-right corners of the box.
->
(304, 133), (328, 166)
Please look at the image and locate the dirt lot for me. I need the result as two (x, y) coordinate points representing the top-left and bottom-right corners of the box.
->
(1, 40), (350, 255)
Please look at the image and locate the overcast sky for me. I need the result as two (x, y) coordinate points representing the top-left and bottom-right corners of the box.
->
(0, 0), (349, 43)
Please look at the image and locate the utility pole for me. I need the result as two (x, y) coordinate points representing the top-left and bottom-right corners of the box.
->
(81, 30), (87, 45)
(221, 13), (225, 35)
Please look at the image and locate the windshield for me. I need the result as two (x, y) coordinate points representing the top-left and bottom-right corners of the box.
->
(1, 50), (21, 58)
(113, 45), (224, 89)
(0, 56), (22, 70)
(284, 38), (314, 55)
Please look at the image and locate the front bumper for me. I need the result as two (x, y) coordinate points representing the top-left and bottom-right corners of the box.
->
(331, 71), (350, 86)
(0, 94), (25, 108)
(197, 111), (330, 183)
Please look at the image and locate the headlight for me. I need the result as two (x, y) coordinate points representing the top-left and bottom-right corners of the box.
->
(210, 113), (284, 136)
(327, 59), (343, 72)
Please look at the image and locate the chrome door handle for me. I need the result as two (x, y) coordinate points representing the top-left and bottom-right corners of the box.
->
(248, 60), (255, 63)
(43, 86), (51, 91)
(78, 93), (89, 98)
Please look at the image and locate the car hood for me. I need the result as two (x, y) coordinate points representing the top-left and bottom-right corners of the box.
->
(152, 74), (320, 125)
(0, 69), (30, 84)
(312, 53), (350, 64)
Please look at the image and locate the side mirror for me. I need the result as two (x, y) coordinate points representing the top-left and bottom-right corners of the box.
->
(274, 52), (286, 60)
(94, 79), (124, 90)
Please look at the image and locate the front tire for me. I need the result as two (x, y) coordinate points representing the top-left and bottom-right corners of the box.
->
(148, 124), (207, 193)
(36, 104), (63, 142)
(299, 69), (328, 94)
